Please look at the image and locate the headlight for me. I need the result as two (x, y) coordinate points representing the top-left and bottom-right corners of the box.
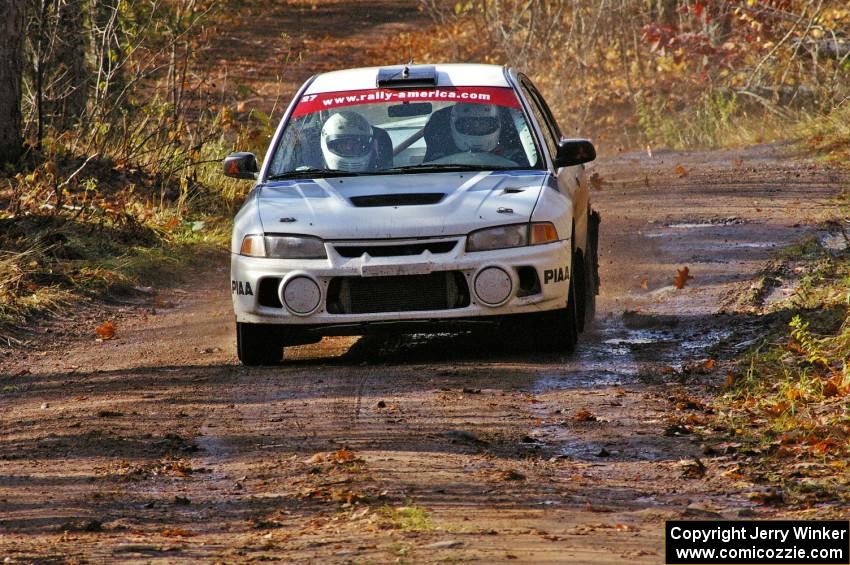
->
(466, 222), (558, 252)
(467, 224), (527, 252)
(240, 234), (327, 259)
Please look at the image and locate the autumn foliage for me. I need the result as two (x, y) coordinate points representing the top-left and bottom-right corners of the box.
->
(416, 0), (850, 149)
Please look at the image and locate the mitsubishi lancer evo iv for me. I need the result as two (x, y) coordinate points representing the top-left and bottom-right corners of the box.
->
(223, 64), (600, 365)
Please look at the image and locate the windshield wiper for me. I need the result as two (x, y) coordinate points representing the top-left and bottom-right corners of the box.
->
(266, 168), (367, 180)
(373, 164), (517, 174)
(266, 164), (519, 180)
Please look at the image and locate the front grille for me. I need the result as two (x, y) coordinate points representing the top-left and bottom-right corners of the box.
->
(326, 272), (469, 314)
(350, 193), (445, 207)
(334, 240), (457, 258)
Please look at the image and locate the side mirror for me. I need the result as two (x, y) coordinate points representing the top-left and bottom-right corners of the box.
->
(223, 152), (259, 180)
(554, 139), (596, 168)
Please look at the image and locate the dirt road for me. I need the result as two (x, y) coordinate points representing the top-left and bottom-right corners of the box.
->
(3, 1), (849, 562)
(2, 144), (845, 563)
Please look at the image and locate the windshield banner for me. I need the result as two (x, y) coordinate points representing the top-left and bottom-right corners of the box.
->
(292, 87), (521, 117)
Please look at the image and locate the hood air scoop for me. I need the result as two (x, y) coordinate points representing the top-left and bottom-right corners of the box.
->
(350, 193), (445, 207)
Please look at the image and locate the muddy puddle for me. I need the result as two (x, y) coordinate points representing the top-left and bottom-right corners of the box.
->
(527, 314), (731, 461)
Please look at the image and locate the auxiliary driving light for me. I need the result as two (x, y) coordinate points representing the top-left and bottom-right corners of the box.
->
(281, 276), (321, 315)
(473, 266), (512, 306)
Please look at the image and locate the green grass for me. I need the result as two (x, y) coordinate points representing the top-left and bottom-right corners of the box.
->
(379, 503), (434, 532)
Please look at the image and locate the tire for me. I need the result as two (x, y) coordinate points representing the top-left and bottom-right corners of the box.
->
(561, 254), (580, 352)
(574, 250), (587, 333)
(586, 210), (601, 324)
(528, 250), (579, 354)
(237, 322), (284, 366)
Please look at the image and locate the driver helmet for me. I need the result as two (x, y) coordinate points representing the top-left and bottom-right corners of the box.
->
(450, 103), (501, 152)
(320, 111), (374, 171)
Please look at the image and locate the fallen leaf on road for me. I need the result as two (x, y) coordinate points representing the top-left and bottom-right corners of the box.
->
(573, 409), (597, 422)
(811, 439), (837, 455)
(331, 448), (355, 463)
(95, 321), (116, 340)
(673, 266), (693, 289)
(823, 373), (846, 398)
(640, 278), (649, 289)
(685, 414), (706, 426)
(682, 359), (714, 375)
(675, 164), (689, 177)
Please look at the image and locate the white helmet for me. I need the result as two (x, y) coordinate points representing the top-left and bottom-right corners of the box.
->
(451, 103), (501, 152)
(320, 111), (374, 171)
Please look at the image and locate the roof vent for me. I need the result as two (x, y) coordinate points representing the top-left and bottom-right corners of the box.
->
(377, 65), (437, 88)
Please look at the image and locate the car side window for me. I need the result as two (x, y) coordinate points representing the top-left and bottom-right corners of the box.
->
(524, 79), (563, 140)
(519, 81), (558, 161)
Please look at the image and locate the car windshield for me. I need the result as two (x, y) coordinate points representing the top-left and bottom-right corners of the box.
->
(266, 86), (542, 178)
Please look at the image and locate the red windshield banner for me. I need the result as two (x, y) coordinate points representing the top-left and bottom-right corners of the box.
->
(292, 87), (521, 117)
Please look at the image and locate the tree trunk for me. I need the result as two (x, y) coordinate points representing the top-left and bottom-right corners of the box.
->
(0, 0), (28, 163)
(46, 0), (89, 128)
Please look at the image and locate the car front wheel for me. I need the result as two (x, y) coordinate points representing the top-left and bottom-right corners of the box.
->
(236, 322), (284, 365)
(526, 251), (579, 353)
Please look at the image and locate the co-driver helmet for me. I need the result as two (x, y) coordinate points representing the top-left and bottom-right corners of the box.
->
(450, 103), (501, 152)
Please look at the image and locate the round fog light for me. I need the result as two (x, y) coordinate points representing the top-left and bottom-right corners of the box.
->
(281, 276), (321, 315)
(474, 267), (512, 306)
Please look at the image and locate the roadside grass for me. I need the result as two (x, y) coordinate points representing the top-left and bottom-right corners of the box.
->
(379, 503), (434, 532)
(795, 103), (850, 164)
(0, 0), (281, 343)
(718, 217), (850, 505)
(634, 91), (850, 154)
(0, 104), (271, 342)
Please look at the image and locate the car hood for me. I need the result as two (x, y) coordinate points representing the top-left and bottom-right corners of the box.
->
(255, 170), (549, 240)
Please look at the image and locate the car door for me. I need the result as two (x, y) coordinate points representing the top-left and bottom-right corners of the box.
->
(518, 76), (590, 254)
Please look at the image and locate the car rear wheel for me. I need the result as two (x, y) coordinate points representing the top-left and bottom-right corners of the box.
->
(585, 210), (601, 325)
(237, 322), (284, 365)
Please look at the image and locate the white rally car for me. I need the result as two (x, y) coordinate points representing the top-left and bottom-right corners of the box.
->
(224, 64), (600, 365)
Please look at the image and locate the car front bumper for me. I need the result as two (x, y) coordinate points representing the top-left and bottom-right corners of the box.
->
(231, 237), (572, 329)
